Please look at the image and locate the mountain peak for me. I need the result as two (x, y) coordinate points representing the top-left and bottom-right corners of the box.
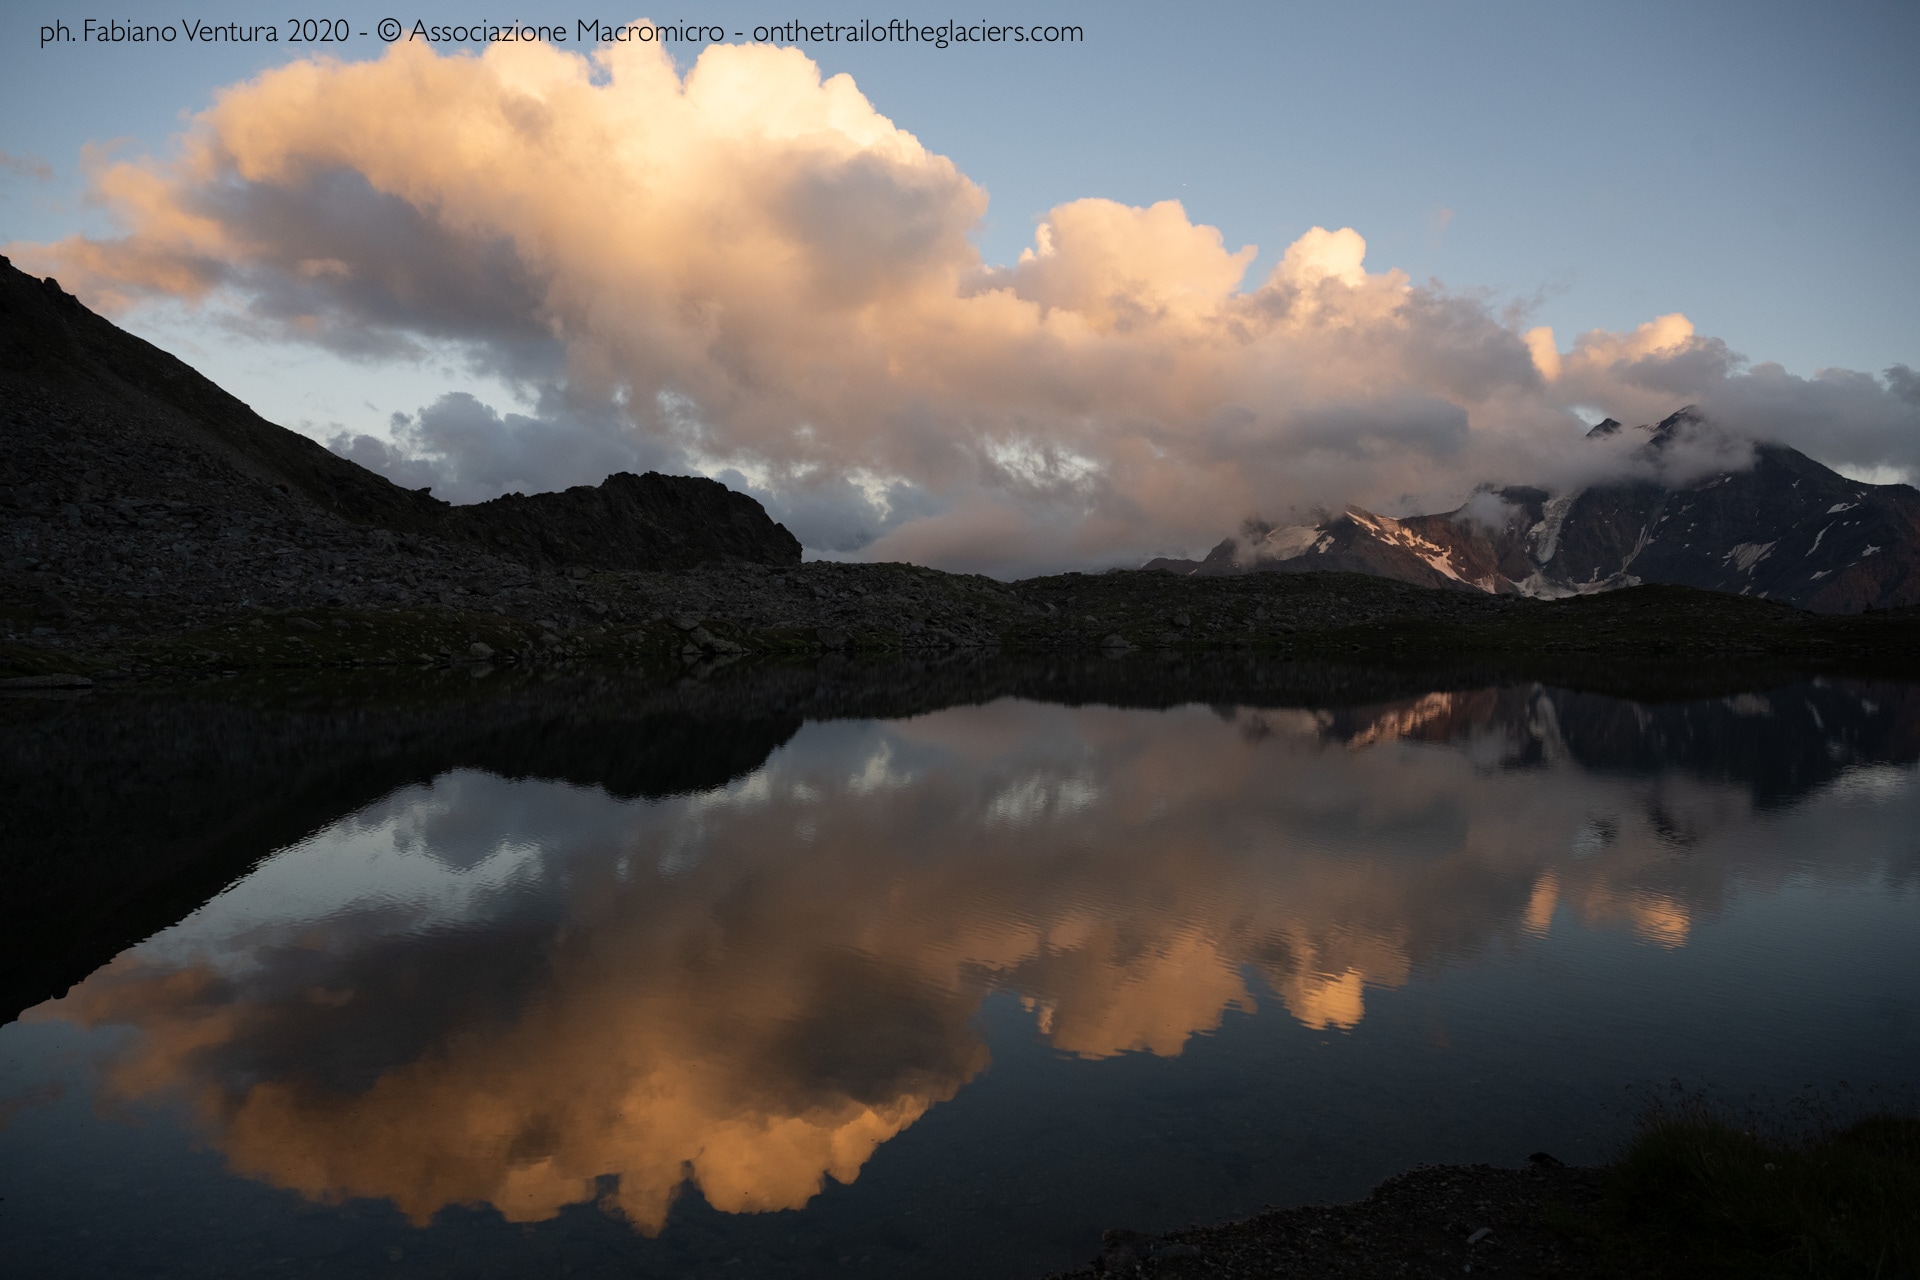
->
(1152, 410), (1920, 612)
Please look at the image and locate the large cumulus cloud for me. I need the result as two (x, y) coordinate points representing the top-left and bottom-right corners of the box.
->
(12, 33), (1917, 572)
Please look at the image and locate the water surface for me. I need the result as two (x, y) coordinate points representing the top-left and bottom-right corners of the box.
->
(3, 677), (1916, 1277)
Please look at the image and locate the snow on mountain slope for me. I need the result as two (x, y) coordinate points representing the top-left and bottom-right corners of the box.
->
(1144, 409), (1920, 613)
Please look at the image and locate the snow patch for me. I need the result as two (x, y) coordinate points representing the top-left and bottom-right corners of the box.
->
(1345, 509), (1469, 584)
(1724, 541), (1775, 573)
(1255, 524), (1326, 561)
(1528, 493), (1578, 564)
(1517, 571), (1637, 599)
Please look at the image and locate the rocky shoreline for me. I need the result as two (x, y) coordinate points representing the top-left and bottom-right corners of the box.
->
(1046, 1157), (1626, 1279)
(1040, 1111), (1919, 1278)
(7, 547), (1920, 687)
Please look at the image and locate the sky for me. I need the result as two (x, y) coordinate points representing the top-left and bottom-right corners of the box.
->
(3, 0), (1917, 573)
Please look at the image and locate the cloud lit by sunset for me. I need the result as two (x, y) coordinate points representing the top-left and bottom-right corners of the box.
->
(12, 33), (1915, 573)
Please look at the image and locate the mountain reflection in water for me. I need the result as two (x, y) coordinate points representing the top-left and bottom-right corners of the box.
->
(14, 679), (1920, 1265)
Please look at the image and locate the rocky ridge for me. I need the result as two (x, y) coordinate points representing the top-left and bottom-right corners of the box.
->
(445, 470), (800, 569)
(0, 256), (797, 595)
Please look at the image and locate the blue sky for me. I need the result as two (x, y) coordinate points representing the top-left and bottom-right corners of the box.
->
(7, 1), (1914, 374)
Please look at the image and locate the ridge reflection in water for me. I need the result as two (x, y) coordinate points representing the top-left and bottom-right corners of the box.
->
(5, 680), (1919, 1277)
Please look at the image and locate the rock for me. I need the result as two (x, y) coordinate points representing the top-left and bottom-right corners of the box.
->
(1100, 633), (1133, 651)
(816, 626), (849, 649)
(0, 673), (93, 689)
(467, 642), (494, 661)
(449, 471), (802, 571)
(670, 614), (701, 632)
(288, 617), (321, 632)
(1098, 1228), (1152, 1272)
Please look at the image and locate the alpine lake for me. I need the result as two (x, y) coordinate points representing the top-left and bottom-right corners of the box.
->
(2, 654), (1916, 1278)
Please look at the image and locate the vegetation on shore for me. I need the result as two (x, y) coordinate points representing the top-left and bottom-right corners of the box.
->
(1581, 1096), (1920, 1278)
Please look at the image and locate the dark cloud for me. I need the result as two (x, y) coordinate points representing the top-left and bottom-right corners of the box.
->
(331, 388), (682, 505)
(0, 151), (54, 181)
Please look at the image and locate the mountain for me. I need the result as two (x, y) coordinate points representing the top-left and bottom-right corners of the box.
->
(0, 257), (800, 571)
(1144, 508), (1494, 594)
(1145, 410), (1920, 613)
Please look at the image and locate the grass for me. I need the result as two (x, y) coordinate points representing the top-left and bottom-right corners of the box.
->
(1581, 1092), (1920, 1277)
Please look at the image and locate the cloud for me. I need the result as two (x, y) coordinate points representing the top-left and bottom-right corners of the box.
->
(9, 37), (1917, 572)
(1453, 489), (1522, 530)
(0, 150), (54, 180)
(330, 387), (679, 504)
(996, 197), (1257, 330)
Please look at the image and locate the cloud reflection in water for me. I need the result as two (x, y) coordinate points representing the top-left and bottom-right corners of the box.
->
(32, 684), (1920, 1232)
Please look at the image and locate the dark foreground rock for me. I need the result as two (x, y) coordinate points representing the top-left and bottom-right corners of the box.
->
(1045, 1159), (1636, 1279)
(8, 546), (1920, 689)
